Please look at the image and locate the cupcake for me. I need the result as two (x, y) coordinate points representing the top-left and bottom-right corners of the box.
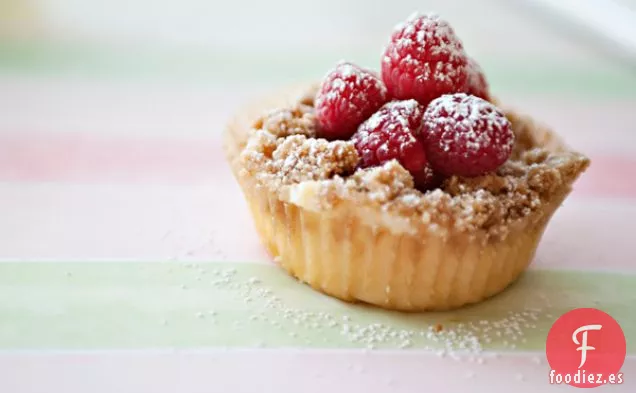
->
(223, 12), (590, 311)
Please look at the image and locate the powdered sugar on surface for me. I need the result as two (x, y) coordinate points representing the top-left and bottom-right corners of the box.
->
(165, 264), (557, 359)
(318, 62), (385, 105)
(313, 61), (388, 138)
(424, 93), (513, 157)
(352, 100), (425, 170)
(242, 131), (359, 188)
(382, 12), (467, 85)
(256, 103), (317, 138)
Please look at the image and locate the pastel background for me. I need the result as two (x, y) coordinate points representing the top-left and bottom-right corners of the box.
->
(1, 0), (635, 392)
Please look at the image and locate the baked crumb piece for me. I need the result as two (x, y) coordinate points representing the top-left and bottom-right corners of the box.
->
(253, 104), (317, 138)
(299, 88), (318, 106)
(347, 160), (414, 202)
(241, 131), (359, 188)
(272, 135), (359, 183)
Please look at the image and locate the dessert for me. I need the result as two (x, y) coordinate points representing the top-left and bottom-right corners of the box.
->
(223, 12), (590, 311)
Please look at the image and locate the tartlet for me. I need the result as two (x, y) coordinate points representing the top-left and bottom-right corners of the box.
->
(223, 14), (590, 311)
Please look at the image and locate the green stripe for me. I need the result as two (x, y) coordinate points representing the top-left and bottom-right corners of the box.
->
(1, 41), (636, 97)
(1, 262), (634, 352)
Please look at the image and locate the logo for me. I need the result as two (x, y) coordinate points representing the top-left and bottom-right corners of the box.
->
(546, 308), (626, 388)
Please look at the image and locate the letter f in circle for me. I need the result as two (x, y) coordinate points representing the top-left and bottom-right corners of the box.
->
(572, 324), (603, 369)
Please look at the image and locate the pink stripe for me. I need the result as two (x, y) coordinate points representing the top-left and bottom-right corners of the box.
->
(0, 132), (634, 198)
(571, 156), (636, 198)
(0, 133), (221, 184)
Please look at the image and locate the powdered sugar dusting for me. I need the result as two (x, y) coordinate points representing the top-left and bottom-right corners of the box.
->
(314, 61), (388, 139)
(338, 62), (357, 78)
(420, 93), (516, 177)
(350, 99), (440, 189)
(331, 78), (346, 91)
(382, 12), (468, 103)
(350, 161), (415, 202)
(399, 98), (421, 113)
(242, 131), (359, 187)
(414, 14), (464, 62)
(171, 264), (560, 357)
(257, 103), (317, 138)
(355, 99), (423, 143)
(426, 93), (513, 156)
(315, 61), (386, 113)
(354, 100), (422, 154)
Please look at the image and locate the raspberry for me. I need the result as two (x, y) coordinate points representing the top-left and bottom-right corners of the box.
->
(381, 13), (468, 107)
(465, 57), (490, 101)
(314, 61), (388, 140)
(351, 100), (437, 190)
(422, 93), (514, 177)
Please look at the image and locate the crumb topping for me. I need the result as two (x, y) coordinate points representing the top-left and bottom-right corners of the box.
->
(241, 130), (359, 189)
(239, 87), (590, 237)
(253, 103), (317, 138)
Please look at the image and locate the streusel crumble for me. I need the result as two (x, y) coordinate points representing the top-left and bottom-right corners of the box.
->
(240, 96), (588, 240)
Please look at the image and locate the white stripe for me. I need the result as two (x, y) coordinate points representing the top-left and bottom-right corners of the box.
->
(523, 0), (636, 62)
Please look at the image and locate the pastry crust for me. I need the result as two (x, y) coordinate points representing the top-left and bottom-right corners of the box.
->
(224, 84), (590, 311)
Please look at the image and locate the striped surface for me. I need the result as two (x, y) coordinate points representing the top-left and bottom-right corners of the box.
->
(1, 0), (636, 391)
